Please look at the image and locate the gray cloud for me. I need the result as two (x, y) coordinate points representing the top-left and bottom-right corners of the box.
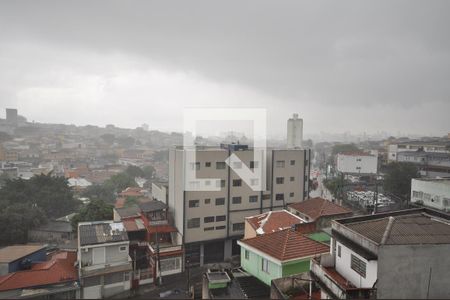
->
(0, 0), (449, 136)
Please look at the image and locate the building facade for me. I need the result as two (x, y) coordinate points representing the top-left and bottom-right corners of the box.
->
(398, 151), (450, 178)
(336, 153), (378, 175)
(287, 113), (303, 149)
(411, 178), (450, 212)
(169, 144), (311, 265)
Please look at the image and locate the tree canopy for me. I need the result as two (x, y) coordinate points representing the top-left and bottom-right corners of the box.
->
(331, 143), (360, 156)
(71, 199), (114, 232)
(383, 162), (420, 200)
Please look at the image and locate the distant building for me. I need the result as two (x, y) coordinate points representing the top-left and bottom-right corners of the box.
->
(311, 208), (450, 299)
(387, 140), (450, 162)
(5, 108), (18, 126)
(0, 250), (79, 299)
(398, 151), (450, 178)
(287, 113), (303, 149)
(336, 152), (378, 175)
(77, 221), (132, 299)
(169, 144), (311, 266)
(28, 220), (74, 245)
(0, 245), (47, 276)
(411, 178), (450, 212)
(243, 209), (304, 239)
(288, 197), (353, 230)
(238, 228), (329, 286)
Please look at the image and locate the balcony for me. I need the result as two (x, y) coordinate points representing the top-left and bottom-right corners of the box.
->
(310, 255), (376, 299)
(148, 232), (183, 255)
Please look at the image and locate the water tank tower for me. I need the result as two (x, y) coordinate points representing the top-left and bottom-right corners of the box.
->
(287, 113), (303, 149)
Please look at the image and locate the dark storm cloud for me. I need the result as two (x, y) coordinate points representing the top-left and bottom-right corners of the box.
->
(0, 0), (449, 135)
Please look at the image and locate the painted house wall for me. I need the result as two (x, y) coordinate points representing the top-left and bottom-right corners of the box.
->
(240, 247), (281, 286)
(335, 241), (377, 288)
(281, 259), (310, 277)
(6, 248), (47, 274)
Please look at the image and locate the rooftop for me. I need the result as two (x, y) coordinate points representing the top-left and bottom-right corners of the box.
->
(122, 217), (146, 232)
(114, 205), (141, 219)
(0, 245), (46, 263)
(246, 210), (304, 235)
(289, 197), (352, 221)
(337, 209), (450, 245)
(78, 221), (128, 246)
(337, 152), (375, 157)
(138, 200), (166, 212)
(413, 178), (450, 186)
(30, 220), (72, 233)
(0, 251), (77, 292)
(239, 229), (329, 261)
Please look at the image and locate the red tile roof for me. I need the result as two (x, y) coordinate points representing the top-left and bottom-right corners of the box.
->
(246, 210), (304, 235)
(122, 216), (146, 232)
(240, 229), (329, 261)
(288, 197), (352, 221)
(148, 225), (178, 234)
(0, 251), (78, 291)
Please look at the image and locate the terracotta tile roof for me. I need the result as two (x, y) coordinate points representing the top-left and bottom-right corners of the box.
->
(0, 251), (77, 291)
(115, 197), (126, 208)
(246, 210), (304, 235)
(288, 197), (352, 221)
(345, 213), (450, 245)
(240, 229), (329, 261)
(0, 245), (46, 263)
(122, 217), (146, 232)
(148, 224), (178, 234)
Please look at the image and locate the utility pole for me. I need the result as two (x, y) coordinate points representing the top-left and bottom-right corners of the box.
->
(156, 231), (162, 285)
(186, 258), (190, 296)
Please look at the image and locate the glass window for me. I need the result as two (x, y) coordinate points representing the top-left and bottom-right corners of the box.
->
(216, 225), (226, 230)
(232, 179), (242, 187)
(204, 198), (211, 204)
(190, 162), (200, 170)
(216, 162), (226, 169)
(232, 196), (242, 204)
(233, 223), (245, 231)
(205, 162), (211, 167)
(204, 227), (214, 231)
(289, 192), (294, 197)
(119, 245), (127, 252)
(290, 160), (295, 165)
(187, 218), (200, 228)
(204, 216), (215, 223)
(215, 198), (225, 206)
(276, 193), (284, 201)
(216, 215), (226, 222)
(261, 258), (269, 273)
(249, 195), (258, 203)
(245, 250), (250, 260)
(189, 200), (199, 208)
(216, 179), (226, 188)
(337, 245), (341, 258)
(290, 176), (295, 182)
(350, 254), (366, 278)
(276, 177), (284, 184)
(276, 160), (285, 168)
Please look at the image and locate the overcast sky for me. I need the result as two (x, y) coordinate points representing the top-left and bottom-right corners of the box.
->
(0, 1), (449, 138)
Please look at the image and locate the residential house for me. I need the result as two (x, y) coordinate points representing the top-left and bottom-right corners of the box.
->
(411, 178), (450, 212)
(0, 245), (47, 276)
(28, 220), (74, 245)
(311, 208), (450, 299)
(77, 221), (132, 299)
(288, 197), (353, 230)
(238, 228), (329, 286)
(244, 209), (305, 239)
(0, 250), (79, 299)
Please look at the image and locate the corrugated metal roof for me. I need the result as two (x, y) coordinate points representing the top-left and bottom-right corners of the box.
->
(79, 222), (128, 246)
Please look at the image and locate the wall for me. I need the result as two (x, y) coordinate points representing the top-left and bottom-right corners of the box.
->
(336, 154), (378, 174)
(411, 179), (450, 212)
(335, 241), (378, 288)
(7, 248), (47, 274)
(80, 242), (129, 266)
(240, 246), (281, 286)
(281, 259), (310, 277)
(377, 244), (450, 299)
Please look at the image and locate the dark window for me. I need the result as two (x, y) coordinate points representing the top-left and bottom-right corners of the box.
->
(232, 196), (242, 204)
(205, 162), (211, 167)
(232, 179), (242, 187)
(215, 198), (225, 206)
(233, 223), (245, 231)
(104, 272), (125, 284)
(337, 245), (341, 258)
(276, 177), (284, 184)
(250, 161), (259, 169)
(216, 179), (226, 188)
(244, 250), (250, 260)
(249, 195), (258, 203)
(204, 216), (215, 223)
(83, 276), (101, 287)
(189, 200), (199, 208)
(290, 176), (295, 182)
(216, 162), (226, 169)
(276, 160), (285, 168)
(290, 160), (295, 165)
(276, 193), (284, 201)
(204, 227), (214, 231)
(350, 254), (366, 278)
(289, 192), (294, 197)
(187, 218), (200, 228)
(262, 194), (271, 200)
(190, 162), (200, 170)
(216, 215), (226, 222)
(216, 226), (226, 230)
(204, 198), (211, 204)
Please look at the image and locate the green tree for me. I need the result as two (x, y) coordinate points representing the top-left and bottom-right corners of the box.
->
(104, 172), (137, 193)
(142, 165), (155, 179)
(331, 143), (360, 156)
(125, 165), (145, 178)
(82, 184), (115, 203)
(124, 196), (140, 207)
(71, 199), (114, 232)
(383, 162), (420, 200)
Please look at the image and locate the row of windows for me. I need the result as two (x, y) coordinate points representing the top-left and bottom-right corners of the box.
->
(188, 193), (295, 208)
(190, 159), (297, 171)
(187, 215), (226, 228)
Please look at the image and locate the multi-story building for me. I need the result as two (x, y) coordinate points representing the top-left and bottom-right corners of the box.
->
(77, 221), (132, 299)
(387, 140), (450, 162)
(169, 144), (311, 265)
(398, 151), (450, 178)
(411, 178), (450, 212)
(311, 208), (450, 299)
(336, 152), (378, 175)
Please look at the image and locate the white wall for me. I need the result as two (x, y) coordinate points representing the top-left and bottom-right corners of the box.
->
(411, 179), (450, 212)
(336, 154), (377, 175)
(335, 241), (377, 289)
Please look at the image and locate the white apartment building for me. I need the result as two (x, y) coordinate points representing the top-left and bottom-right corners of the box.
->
(78, 221), (133, 299)
(387, 140), (449, 162)
(336, 152), (378, 175)
(311, 208), (450, 299)
(411, 178), (450, 212)
(169, 144), (311, 265)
